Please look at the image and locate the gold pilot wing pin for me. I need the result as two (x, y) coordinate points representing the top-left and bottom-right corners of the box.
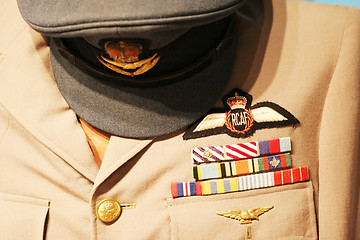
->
(216, 206), (273, 224)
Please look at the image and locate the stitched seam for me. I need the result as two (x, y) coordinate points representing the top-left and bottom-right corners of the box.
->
(0, 25), (28, 56)
(317, 5), (349, 185)
(306, 185), (318, 238)
(317, 7), (354, 239)
(327, 7), (349, 84)
(0, 111), (10, 146)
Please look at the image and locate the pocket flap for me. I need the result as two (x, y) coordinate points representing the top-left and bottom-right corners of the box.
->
(168, 182), (317, 240)
(0, 192), (49, 240)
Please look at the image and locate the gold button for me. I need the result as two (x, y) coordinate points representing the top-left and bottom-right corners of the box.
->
(96, 198), (122, 223)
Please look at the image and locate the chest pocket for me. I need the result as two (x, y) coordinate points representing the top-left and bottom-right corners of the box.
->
(168, 181), (317, 240)
(0, 192), (49, 240)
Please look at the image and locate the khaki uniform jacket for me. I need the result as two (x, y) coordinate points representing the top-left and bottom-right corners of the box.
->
(0, 0), (359, 239)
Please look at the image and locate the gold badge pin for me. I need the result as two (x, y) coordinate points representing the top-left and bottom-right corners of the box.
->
(98, 41), (160, 77)
(217, 206), (273, 240)
(246, 226), (252, 240)
(216, 206), (273, 224)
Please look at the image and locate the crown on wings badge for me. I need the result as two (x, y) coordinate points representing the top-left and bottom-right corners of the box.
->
(183, 89), (299, 140)
(216, 206), (274, 224)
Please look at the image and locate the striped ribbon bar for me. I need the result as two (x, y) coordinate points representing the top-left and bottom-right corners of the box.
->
(171, 167), (309, 198)
(201, 166), (309, 196)
(192, 145), (226, 164)
(253, 153), (291, 172)
(224, 141), (259, 160)
(171, 182), (202, 198)
(193, 153), (291, 181)
(258, 137), (291, 156)
(192, 137), (291, 164)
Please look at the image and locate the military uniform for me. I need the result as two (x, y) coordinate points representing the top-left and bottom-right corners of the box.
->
(0, 0), (359, 239)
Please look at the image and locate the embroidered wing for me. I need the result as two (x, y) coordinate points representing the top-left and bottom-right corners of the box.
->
(251, 106), (288, 122)
(250, 102), (299, 129)
(192, 113), (226, 132)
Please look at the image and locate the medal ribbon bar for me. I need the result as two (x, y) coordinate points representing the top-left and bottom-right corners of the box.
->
(171, 166), (309, 198)
(193, 153), (291, 181)
(192, 137), (291, 164)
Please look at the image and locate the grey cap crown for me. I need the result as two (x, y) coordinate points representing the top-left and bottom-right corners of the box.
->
(17, 0), (244, 37)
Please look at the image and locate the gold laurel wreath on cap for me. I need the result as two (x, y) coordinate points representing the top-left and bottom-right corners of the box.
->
(97, 41), (160, 77)
(97, 54), (160, 77)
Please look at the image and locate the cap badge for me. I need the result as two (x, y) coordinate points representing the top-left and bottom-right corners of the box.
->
(97, 41), (160, 77)
(216, 206), (273, 224)
(184, 89), (300, 140)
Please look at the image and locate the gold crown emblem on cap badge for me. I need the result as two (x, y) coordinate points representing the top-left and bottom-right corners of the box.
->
(97, 41), (160, 77)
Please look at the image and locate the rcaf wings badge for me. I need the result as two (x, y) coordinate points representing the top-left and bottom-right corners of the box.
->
(184, 89), (299, 140)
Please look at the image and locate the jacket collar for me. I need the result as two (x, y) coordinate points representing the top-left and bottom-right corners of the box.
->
(0, 27), (99, 182)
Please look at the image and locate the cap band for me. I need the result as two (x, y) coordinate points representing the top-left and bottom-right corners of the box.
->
(55, 16), (235, 87)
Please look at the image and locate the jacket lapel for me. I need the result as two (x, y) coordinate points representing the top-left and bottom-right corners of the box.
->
(92, 137), (154, 191)
(0, 26), (99, 182)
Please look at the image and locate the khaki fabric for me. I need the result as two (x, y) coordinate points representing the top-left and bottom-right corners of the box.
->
(0, 0), (359, 239)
